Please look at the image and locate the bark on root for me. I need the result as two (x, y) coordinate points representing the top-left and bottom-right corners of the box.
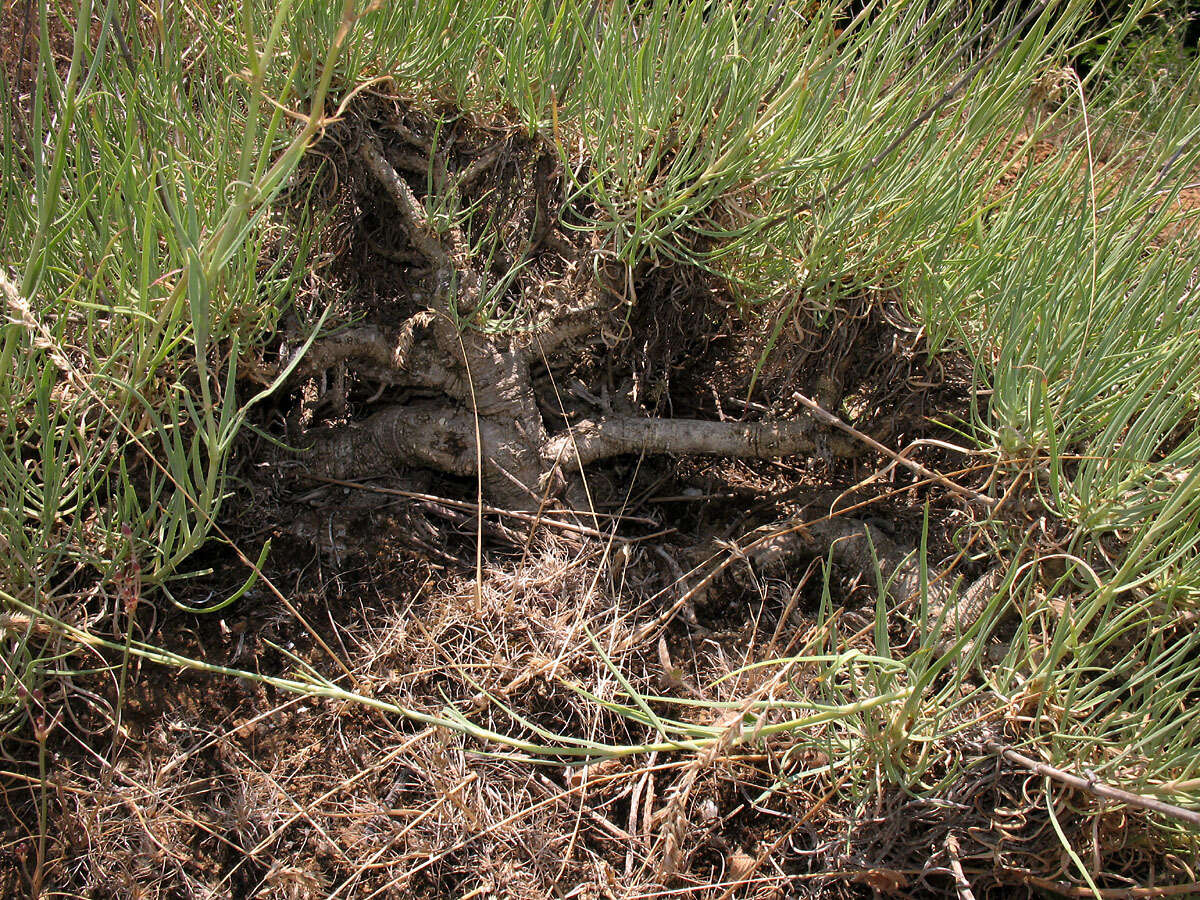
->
(287, 130), (862, 510)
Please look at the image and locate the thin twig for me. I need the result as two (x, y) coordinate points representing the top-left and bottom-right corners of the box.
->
(986, 741), (1200, 828)
(947, 835), (977, 900)
(453, 139), (507, 192)
(792, 391), (995, 507)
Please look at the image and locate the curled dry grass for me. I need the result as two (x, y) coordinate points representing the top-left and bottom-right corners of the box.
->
(11, 524), (1193, 898)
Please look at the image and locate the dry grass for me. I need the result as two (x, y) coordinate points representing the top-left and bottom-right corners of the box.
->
(6, 509), (1179, 899)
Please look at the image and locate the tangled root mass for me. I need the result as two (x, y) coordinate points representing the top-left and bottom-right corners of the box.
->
(280, 107), (858, 511)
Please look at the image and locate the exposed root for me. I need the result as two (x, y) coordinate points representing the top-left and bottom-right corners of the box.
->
(304, 402), (863, 510)
(358, 138), (457, 278)
(550, 415), (858, 467)
(750, 517), (1007, 652)
(286, 117), (864, 511)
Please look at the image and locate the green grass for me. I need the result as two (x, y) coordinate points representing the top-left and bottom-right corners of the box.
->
(2, 0), (1200, 887)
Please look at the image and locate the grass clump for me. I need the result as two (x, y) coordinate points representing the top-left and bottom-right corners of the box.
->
(1, 0), (1199, 895)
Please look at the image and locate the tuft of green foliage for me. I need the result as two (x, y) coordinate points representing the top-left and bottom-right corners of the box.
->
(2, 0), (1199, 877)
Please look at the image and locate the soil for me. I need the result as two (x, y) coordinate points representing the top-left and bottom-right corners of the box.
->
(2, 89), (1196, 899)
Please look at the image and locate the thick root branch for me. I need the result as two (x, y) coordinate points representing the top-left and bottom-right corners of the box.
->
(285, 317), (470, 397)
(304, 405), (479, 478)
(550, 416), (858, 468)
(358, 139), (452, 271)
(303, 404), (551, 509)
(304, 403), (861, 510)
(289, 320), (424, 378)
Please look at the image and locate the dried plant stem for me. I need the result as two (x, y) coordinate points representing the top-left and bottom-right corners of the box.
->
(299, 474), (664, 541)
(947, 836), (977, 900)
(986, 741), (1200, 828)
(791, 391), (995, 507)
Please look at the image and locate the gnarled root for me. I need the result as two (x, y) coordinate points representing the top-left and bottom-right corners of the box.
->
(288, 121), (864, 511)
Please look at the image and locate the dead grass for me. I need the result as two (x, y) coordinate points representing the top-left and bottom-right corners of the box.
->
(7, 522), (1181, 898)
(0, 432), (1105, 899)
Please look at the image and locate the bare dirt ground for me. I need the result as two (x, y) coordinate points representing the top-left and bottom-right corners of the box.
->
(2, 78), (1198, 897)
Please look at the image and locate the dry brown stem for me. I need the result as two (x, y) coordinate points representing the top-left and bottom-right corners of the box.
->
(792, 390), (995, 507)
(987, 741), (1200, 829)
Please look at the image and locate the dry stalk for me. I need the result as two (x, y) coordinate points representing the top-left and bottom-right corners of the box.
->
(650, 709), (745, 881)
(986, 741), (1200, 828)
(792, 390), (994, 507)
(947, 835), (978, 900)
